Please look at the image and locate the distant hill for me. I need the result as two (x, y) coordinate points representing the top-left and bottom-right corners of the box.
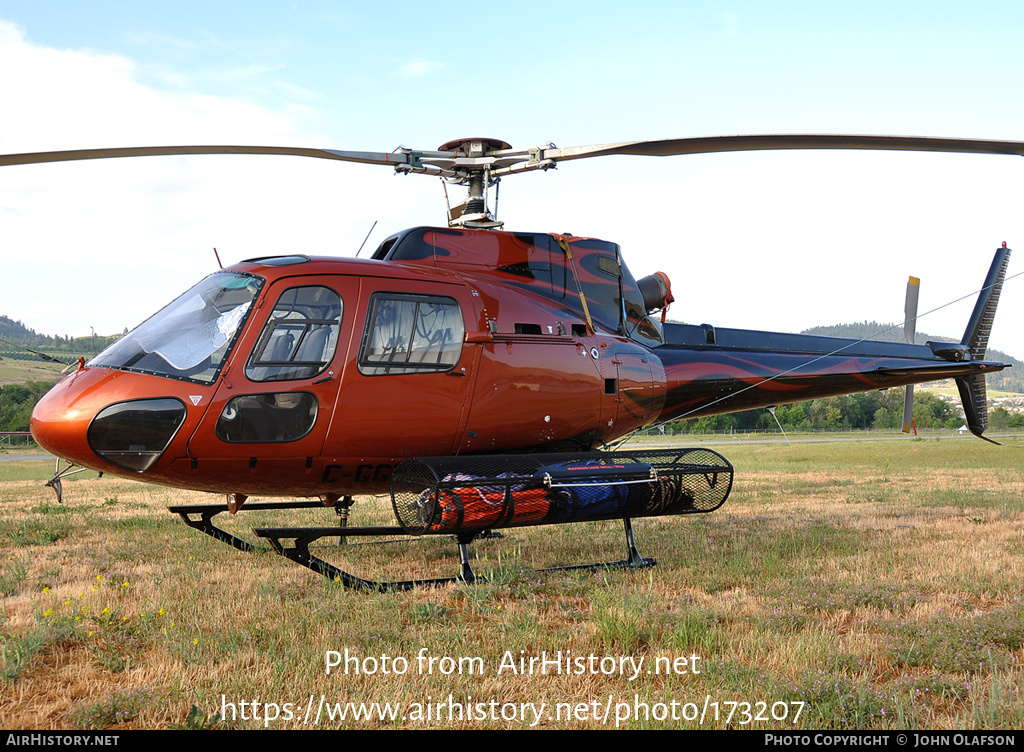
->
(802, 321), (1024, 394)
(0, 315), (127, 386)
(0, 314), (122, 357)
(0, 315), (50, 347)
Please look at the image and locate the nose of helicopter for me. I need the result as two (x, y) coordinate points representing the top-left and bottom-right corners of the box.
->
(30, 373), (97, 465)
(31, 368), (187, 474)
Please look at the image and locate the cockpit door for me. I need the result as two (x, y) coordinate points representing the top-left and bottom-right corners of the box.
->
(184, 275), (355, 493)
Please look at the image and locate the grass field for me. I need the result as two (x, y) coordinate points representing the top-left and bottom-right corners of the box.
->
(2, 435), (1023, 730)
(0, 358), (65, 386)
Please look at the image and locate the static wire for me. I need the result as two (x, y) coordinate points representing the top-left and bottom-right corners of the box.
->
(607, 262), (1024, 450)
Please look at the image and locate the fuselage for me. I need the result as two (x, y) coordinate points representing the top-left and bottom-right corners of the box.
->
(30, 226), (1004, 497)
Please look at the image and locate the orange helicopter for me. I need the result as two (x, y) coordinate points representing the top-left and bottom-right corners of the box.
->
(4, 135), (1019, 590)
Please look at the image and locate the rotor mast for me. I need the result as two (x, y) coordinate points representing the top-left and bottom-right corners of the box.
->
(423, 138), (512, 229)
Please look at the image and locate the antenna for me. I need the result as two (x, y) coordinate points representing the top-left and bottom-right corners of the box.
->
(355, 221), (378, 257)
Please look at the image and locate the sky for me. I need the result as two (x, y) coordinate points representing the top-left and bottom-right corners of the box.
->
(2, 1), (1023, 359)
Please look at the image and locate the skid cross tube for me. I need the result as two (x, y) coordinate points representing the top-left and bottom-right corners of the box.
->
(169, 500), (327, 553)
(253, 525), (461, 592)
(252, 525), (477, 589)
(527, 519), (656, 575)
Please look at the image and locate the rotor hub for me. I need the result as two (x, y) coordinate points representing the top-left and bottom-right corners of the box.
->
(437, 137), (512, 157)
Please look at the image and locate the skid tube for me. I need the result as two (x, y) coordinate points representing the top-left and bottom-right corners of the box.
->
(168, 498), (656, 591)
(251, 517), (656, 591)
(168, 447), (731, 591)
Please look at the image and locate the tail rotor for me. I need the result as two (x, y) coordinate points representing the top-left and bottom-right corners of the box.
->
(901, 275), (920, 435)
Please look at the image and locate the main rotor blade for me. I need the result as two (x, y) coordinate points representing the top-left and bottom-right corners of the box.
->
(6, 135), (1022, 186)
(0, 145), (414, 168)
(545, 134), (1024, 162)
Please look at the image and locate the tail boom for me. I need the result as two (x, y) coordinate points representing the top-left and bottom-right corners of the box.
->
(655, 246), (1011, 433)
(655, 341), (1004, 422)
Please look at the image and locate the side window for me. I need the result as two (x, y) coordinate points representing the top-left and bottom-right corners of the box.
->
(246, 286), (342, 382)
(627, 315), (665, 346)
(358, 294), (464, 376)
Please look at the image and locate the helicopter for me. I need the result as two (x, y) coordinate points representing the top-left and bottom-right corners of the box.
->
(5, 134), (1020, 590)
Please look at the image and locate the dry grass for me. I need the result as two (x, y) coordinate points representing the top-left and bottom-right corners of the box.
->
(2, 435), (1024, 729)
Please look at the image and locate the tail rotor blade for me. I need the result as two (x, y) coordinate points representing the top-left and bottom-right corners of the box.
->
(902, 386), (917, 435)
(902, 276), (920, 434)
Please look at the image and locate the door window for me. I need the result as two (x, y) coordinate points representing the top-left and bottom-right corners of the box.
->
(358, 294), (464, 375)
(246, 286), (342, 382)
(215, 392), (317, 443)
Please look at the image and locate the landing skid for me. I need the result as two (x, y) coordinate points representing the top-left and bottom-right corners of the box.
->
(167, 500), (656, 592)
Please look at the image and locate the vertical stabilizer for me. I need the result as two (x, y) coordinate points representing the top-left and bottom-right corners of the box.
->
(955, 245), (1011, 439)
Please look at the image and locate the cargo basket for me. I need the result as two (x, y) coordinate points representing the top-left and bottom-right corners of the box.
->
(390, 447), (733, 535)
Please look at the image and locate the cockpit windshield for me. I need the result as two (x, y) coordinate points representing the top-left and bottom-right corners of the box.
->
(90, 272), (264, 384)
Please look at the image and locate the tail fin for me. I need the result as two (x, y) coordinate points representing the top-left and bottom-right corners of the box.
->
(955, 244), (1012, 440)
